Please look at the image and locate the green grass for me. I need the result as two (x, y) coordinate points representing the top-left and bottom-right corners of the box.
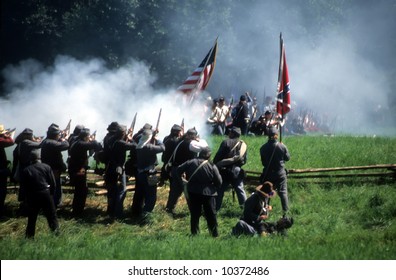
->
(1, 135), (396, 260)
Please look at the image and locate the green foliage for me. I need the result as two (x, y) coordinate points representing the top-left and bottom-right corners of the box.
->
(1, 135), (396, 260)
(5, 0), (395, 91)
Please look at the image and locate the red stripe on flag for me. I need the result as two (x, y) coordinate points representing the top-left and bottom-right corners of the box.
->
(177, 40), (217, 96)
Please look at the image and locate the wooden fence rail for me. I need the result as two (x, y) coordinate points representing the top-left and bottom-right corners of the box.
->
(7, 164), (396, 195)
(245, 164), (396, 182)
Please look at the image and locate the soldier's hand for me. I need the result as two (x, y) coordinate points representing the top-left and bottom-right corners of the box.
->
(259, 214), (268, 220)
(233, 155), (240, 161)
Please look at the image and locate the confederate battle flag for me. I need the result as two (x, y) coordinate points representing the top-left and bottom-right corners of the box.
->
(276, 33), (291, 118)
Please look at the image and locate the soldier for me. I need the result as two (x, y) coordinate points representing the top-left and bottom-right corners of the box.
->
(206, 98), (220, 134)
(132, 129), (165, 224)
(176, 147), (222, 237)
(97, 121), (120, 214)
(132, 123), (153, 143)
(97, 121), (119, 168)
(105, 124), (135, 220)
(21, 150), (59, 238)
(231, 182), (275, 236)
(67, 125), (84, 148)
(250, 96), (261, 121)
(231, 181), (293, 237)
(259, 127), (290, 217)
(165, 127), (209, 216)
(263, 96), (276, 113)
(124, 123), (153, 179)
(160, 124), (183, 186)
(231, 94), (250, 135)
(41, 123), (69, 207)
(67, 124), (84, 171)
(249, 110), (277, 136)
(0, 125), (15, 217)
(68, 128), (102, 217)
(213, 126), (247, 211)
(207, 96), (229, 135)
(12, 128), (42, 215)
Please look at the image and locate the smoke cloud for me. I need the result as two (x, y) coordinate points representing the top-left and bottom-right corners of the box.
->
(164, 1), (396, 136)
(0, 56), (210, 142)
(1, 1), (395, 138)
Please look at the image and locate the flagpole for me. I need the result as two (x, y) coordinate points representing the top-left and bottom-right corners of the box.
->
(277, 32), (284, 142)
(189, 36), (218, 104)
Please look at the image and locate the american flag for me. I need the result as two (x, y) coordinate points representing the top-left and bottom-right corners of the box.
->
(276, 33), (291, 118)
(177, 39), (218, 95)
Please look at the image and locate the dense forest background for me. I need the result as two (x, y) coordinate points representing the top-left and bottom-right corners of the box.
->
(1, 0), (396, 132)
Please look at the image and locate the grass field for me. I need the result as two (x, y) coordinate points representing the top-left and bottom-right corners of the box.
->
(1, 134), (396, 260)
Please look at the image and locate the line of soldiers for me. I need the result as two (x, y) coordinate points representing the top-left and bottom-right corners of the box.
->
(206, 92), (282, 137)
(0, 116), (292, 238)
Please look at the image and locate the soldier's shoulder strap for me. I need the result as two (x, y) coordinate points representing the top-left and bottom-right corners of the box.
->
(239, 140), (247, 157)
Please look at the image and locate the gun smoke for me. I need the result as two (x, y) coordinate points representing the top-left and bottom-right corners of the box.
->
(1, 1), (395, 137)
(0, 56), (209, 141)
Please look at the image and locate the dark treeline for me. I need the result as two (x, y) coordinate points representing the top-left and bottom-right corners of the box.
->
(1, 0), (235, 88)
(1, 0), (396, 115)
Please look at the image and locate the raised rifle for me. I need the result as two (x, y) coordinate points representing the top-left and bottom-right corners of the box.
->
(89, 130), (97, 156)
(181, 118), (185, 132)
(249, 104), (258, 128)
(151, 108), (162, 143)
(5, 128), (16, 137)
(61, 119), (72, 138)
(227, 96), (234, 117)
(128, 112), (137, 138)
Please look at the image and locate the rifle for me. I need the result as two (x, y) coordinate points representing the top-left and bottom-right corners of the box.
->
(4, 128), (16, 137)
(249, 105), (258, 129)
(88, 130), (97, 156)
(181, 118), (185, 132)
(128, 112), (137, 137)
(61, 119), (72, 138)
(151, 108), (162, 143)
(227, 96), (234, 118)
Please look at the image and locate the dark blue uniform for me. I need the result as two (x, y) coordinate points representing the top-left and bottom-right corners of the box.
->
(177, 158), (222, 237)
(260, 139), (290, 213)
(21, 160), (59, 238)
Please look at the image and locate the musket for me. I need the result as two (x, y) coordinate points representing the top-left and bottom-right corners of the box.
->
(151, 108), (162, 142)
(227, 96), (234, 117)
(88, 130), (97, 156)
(181, 118), (185, 132)
(6, 128), (16, 133)
(128, 112), (137, 137)
(61, 119), (72, 138)
(248, 105), (258, 128)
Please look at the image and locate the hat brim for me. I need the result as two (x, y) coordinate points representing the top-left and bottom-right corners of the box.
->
(255, 185), (276, 198)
